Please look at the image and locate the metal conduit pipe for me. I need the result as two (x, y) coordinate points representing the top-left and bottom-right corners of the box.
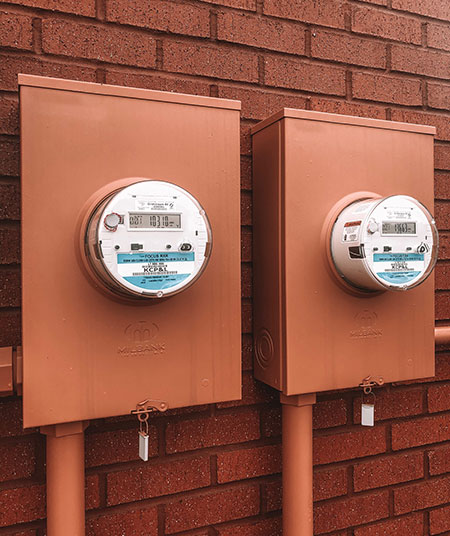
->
(435, 326), (450, 346)
(41, 421), (88, 536)
(281, 393), (316, 536)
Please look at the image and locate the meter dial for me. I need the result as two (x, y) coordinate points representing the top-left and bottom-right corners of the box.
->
(84, 180), (212, 299)
(330, 195), (438, 292)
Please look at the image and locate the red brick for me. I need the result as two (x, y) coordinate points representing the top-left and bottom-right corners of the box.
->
(106, 0), (209, 38)
(435, 263), (450, 289)
(394, 475), (450, 514)
(264, 0), (345, 29)
(42, 19), (156, 68)
(217, 517), (281, 536)
(105, 70), (211, 96)
(439, 234), (450, 260)
(165, 410), (260, 453)
(352, 72), (422, 106)
(0, 484), (45, 526)
(240, 121), (252, 156)
(392, 413), (450, 450)
(87, 507), (158, 536)
(0, 54), (97, 91)
(241, 191), (252, 225)
(428, 82), (450, 111)
(217, 444), (281, 483)
(242, 333), (253, 371)
(352, 5), (422, 44)
(218, 373), (275, 408)
(428, 383), (450, 412)
(428, 444), (450, 475)
(392, 0), (450, 22)
(0, 11), (33, 51)
(241, 228), (252, 262)
(218, 86), (307, 121)
(354, 451), (424, 492)
(217, 11), (306, 55)
(436, 145), (450, 171)
(198, 0), (256, 10)
(261, 407), (281, 438)
(392, 44), (450, 78)
(0, 438), (35, 482)
(0, 310), (21, 346)
(5, 0), (94, 16)
(428, 22), (450, 52)
(241, 263), (252, 299)
(86, 474), (100, 510)
(314, 426), (387, 465)
(165, 485), (260, 533)
(242, 301), (252, 334)
(0, 268), (20, 307)
(354, 512), (424, 536)
(309, 96), (386, 119)
(0, 139), (19, 177)
(0, 97), (18, 136)
(86, 426), (158, 467)
(353, 388), (423, 422)
(314, 491), (389, 534)
(107, 455), (211, 505)
(241, 157), (252, 191)
(164, 41), (258, 83)
(265, 479), (281, 512)
(391, 109), (450, 141)
(436, 201), (450, 230)
(313, 398), (347, 429)
(0, 399), (30, 437)
(436, 353), (450, 381)
(0, 226), (20, 264)
(430, 504), (450, 534)
(265, 56), (346, 96)
(311, 30), (386, 68)
(436, 293), (450, 321)
(314, 467), (348, 501)
(435, 171), (450, 200)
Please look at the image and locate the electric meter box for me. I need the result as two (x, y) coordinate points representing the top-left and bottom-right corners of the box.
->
(252, 109), (436, 396)
(20, 75), (241, 427)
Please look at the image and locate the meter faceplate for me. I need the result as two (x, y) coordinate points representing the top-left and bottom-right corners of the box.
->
(84, 180), (212, 299)
(331, 195), (438, 292)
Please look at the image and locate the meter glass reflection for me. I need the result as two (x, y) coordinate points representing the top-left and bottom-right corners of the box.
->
(129, 213), (181, 229)
(382, 222), (416, 235)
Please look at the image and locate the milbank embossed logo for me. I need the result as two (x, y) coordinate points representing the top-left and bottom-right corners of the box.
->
(117, 321), (165, 357)
(350, 310), (382, 339)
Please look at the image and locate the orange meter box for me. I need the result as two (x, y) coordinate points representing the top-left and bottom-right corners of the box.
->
(20, 75), (241, 427)
(252, 109), (436, 396)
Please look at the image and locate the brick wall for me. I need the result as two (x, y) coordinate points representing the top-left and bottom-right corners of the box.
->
(0, 0), (450, 534)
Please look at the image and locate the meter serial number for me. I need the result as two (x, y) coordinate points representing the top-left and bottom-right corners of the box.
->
(381, 221), (416, 235)
(129, 213), (181, 229)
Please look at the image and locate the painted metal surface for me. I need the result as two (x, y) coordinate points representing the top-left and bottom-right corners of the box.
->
(20, 75), (241, 427)
(252, 109), (436, 395)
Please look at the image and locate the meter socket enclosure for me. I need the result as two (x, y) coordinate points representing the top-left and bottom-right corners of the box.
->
(20, 75), (241, 428)
(252, 109), (436, 396)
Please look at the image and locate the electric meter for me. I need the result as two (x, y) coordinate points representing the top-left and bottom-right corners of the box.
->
(84, 180), (212, 299)
(331, 195), (438, 292)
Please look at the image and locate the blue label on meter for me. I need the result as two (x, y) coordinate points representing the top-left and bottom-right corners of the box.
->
(117, 252), (195, 291)
(376, 271), (421, 283)
(373, 253), (424, 262)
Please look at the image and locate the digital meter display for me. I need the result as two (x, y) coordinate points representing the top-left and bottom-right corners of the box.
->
(381, 221), (416, 235)
(129, 213), (181, 229)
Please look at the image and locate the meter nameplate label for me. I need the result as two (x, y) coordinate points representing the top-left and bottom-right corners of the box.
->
(373, 253), (424, 284)
(117, 252), (195, 290)
(135, 198), (176, 212)
(342, 221), (361, 242)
